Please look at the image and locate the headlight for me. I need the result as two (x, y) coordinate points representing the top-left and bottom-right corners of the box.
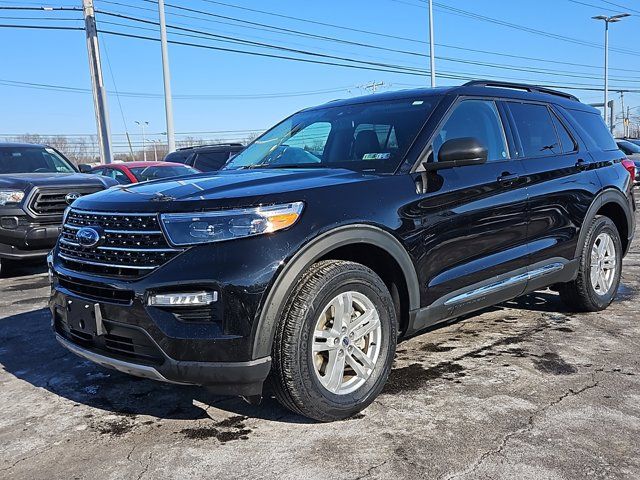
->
(0, 190), (25, 206)
(160, 202), (304, 246)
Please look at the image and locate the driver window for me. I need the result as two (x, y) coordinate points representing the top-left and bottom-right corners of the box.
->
(285, 122), (332, 158)
(433, 99), (508, 162)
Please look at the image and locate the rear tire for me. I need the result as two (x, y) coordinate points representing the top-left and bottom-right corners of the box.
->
(271, 260), (397, 422)
(559, 216), (622, 312)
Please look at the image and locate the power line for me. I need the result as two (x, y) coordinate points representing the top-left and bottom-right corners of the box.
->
(0, 77), (354, 100)
(96, 9), (640, 83)
(396, 0), (639, 56)
(92, 0), (639, 74)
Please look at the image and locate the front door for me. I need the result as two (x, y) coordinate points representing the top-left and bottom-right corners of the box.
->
(407, 97), (529, 330)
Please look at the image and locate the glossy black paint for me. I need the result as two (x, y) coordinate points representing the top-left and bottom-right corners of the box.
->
(49, 83), (636, 392)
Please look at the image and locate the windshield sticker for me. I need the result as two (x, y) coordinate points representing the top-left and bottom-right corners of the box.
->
(362, 153), (391, 160)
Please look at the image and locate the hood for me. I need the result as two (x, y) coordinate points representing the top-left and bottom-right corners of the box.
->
(72, 168), (380, 212)
(0, 172), (114, 190)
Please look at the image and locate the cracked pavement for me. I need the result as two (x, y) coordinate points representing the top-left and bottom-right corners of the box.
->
(1, 210), (639, 479)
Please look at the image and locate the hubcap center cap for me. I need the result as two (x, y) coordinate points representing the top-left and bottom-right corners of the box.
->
(342, 336), (350, 347)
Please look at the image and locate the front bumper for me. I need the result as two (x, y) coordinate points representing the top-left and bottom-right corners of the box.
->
(55, 333), (271, 395)
(48, 235), (286, 395)
(0, 213), (60, 260)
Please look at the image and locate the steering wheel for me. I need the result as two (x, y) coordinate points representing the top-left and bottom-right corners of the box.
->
(34, 168), (50, 173)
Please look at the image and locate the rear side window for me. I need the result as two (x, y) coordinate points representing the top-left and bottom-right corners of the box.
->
(193, 152), (232, 172)
(567, 109), (617, 151)
(508, 102), (560, 157)
(550, 111), (577, 153)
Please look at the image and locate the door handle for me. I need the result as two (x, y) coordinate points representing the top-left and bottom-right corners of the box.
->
(575, 158), (588, 171)
(497, 172), (520, 186)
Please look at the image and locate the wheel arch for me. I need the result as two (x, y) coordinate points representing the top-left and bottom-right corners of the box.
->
(251, 224), (420, 359)
(576, 188), (634, 258)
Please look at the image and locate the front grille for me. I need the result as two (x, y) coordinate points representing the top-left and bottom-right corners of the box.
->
(58, 209), (182, 277)
(29, 187), (103, 216)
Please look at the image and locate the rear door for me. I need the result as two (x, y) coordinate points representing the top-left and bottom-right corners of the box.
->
(505, 100), (602, 290)
(410, 97), (529, 328)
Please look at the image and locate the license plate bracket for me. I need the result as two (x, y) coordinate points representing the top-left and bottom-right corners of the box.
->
(65, 299), (106, 336)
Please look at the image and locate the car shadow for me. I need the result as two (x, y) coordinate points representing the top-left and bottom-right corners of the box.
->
(0, 308), (311, 424)
(1, 260), (48, 279)
(1, 284), (634, 423)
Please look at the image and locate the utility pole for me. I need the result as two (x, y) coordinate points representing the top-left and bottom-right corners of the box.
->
(157, 0), (176, 153)
(428, 0), (436, 87)
(135, 121), (149, 161)
(82, 0), (113, 164)
(592, 14), (629, 131)
(620, 91), (625, 137)
(358, 81), (386, 94)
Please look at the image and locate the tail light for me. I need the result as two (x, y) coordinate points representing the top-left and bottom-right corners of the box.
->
(622, 158), (636, 182)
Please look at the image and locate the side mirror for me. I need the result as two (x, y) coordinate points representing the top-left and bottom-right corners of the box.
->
(423, 137), (488, 171)
(78, 164), (93, 173)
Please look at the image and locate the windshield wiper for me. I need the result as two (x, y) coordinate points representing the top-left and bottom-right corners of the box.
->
(240, 163), (326, 170)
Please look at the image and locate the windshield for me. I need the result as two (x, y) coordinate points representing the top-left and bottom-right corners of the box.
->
(0, 146), (76, 174)
(129, 165), (199, 182)
(617, 140), (640, 154)
(224, 96), (439, 173)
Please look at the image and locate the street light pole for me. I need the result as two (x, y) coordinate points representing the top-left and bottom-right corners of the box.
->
(157, 0), (176, 153)
(135, 121), (149, 161)
(592, 13), (629, 132)
(428, 0), (436, 87)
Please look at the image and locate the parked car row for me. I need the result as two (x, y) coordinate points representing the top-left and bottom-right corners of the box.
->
(616, 139), (640, 187)
(0, 142), (244, 274)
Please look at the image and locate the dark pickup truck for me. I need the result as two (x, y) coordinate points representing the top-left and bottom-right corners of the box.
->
(0, 143), (115, 274)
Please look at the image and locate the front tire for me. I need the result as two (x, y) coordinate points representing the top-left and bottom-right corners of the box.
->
(271, 260), (397, 421)
(559, 216), (622, 312)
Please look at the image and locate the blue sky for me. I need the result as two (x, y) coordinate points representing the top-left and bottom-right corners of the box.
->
(1, 0), (639, 152)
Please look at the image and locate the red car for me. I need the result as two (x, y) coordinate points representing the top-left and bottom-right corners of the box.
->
(89, 161), (200, 184)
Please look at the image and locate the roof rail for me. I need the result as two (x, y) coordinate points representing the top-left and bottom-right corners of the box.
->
(177, 142), (244, 151)
(463, 80), (579, 101)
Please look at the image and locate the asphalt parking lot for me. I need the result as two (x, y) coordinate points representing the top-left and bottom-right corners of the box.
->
(1, 215), (639, 480)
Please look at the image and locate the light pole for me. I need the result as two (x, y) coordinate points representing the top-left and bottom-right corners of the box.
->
(157, 0), (176, 153)
(428, 0), (436, 87)
(135, 121), (149, 161)
(592, 14), (629, 132)
(149, 140), (159, 162)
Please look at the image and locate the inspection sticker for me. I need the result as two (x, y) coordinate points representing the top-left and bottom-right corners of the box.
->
(362, 153), (391, 160)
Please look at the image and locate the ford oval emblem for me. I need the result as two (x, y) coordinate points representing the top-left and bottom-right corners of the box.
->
(76, 227), (102, 248)
(65, 192), (82, 204)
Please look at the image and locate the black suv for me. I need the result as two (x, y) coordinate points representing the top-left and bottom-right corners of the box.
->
(163, 143), (244, 172)
(49, 81), (636, 421)
(0, 143), (115, 274)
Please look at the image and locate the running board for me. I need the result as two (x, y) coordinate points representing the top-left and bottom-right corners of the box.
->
(444, 262), (564, 306)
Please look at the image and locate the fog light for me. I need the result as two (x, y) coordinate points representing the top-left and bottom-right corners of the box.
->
(148, 291), (218, 307)
(0, 217), (19, 229)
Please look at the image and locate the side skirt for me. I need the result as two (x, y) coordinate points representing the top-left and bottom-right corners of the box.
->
(406, 257), (579, 336)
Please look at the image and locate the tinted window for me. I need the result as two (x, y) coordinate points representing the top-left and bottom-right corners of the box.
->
(163, 150), (192, 164)
(193, 152), (232, 172)
(224, 97), (438, 173)
(568, 109), (618, 151)
(508, 103), (560, 157)
(0, 146), (76, 174)
(433, 99), (508, 162)
(550, 111), (577, 153)
(103, 168), (130, 184)
(129, 165), (199, 182)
